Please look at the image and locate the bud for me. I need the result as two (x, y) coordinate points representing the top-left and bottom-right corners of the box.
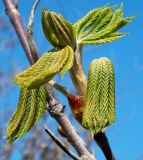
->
(42, 9), (76, 49)
(67, 95), (84, 123)
(58, 125), (66, 138)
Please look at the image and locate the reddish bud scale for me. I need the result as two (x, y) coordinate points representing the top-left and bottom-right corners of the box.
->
(67, 95), (84, 123)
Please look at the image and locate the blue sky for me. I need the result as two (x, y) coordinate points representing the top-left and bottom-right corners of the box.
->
(0, 0), (143, 160)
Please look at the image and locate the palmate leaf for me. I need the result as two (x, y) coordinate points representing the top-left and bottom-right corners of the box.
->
(74, 4), (135, 45)
(13, 46), (74, 89)
(82, 58), (115, 136)
(6, 85), (47, 142)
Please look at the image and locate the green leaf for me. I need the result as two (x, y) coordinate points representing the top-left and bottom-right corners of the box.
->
(6, 85), (47, 142)
(82, 58), (115, 135)
(83, 32), (127, 44)
(13, 46), (74, 89)
(74, 4), (135, 45)
(61, 45), (74, 77)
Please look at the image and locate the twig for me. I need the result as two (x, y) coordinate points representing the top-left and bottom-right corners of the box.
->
(49, 80), (73, 97)
(27, 0), (40, 62)
(94, 132), (116, 160)
(27, 0), (40, 35)
(44, 125), (80, 160)
(3, 1), (95, 159)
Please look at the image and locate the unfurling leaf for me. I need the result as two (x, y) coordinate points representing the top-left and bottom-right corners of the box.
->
(13, 46), (74, 89)
(82, 58), (115, 135)
(42, 9), (76, 49)
(6, 85), (47, 142)
(74, 4), (135, 45)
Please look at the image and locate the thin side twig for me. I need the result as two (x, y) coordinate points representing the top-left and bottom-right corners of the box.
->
(27, 0), (40, 35)
(49, 80), (73, 97)
(27, 0), (40, 62)
(44, 125), (80, 160)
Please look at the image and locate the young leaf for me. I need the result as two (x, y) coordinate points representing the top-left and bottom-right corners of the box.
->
(74, 6), (113, 39)
(13, 46), (74, 89)
(42, 9), (76, 49)
(6, 85), (47, 142)
(83, 32), (127, 45)
(74, 4), (135, 45)
(82, 58), (115, 136)
(60, 46), (74, 77)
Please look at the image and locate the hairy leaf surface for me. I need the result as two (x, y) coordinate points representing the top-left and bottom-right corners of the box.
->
(82, 58), (115, 135)
(14, 46), (74, 89)
(6, 85), (47, 142)
(74, 4), (134, 45)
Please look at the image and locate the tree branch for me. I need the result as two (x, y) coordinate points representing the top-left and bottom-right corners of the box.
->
(44, 125), (80, 160)
(3, 0), (35, 65)
(46, 86), (95, 160)
(3, 1), (95, 159)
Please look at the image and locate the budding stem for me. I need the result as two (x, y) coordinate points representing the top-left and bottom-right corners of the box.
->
(70, 43), (87, 96)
